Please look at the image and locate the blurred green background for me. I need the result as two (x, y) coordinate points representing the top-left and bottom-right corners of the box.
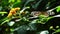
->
(0, 0), (60, 34)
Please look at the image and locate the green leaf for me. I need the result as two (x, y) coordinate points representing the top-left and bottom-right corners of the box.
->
(55, 29), (60, 33)
(34, 0), (42, 9)
(12, 2), (21, 8)
(9, 0), (15, 3)
(56, 6), (60, 12)
(7, 21), (15, 26)
(17, 0), (21, 2)
(38, 15), (52, 24)
(31, 19), (38, 23)
(0, 17), (11, 25)
(10, 28), (14, 32)
(0, 12), (7, 14)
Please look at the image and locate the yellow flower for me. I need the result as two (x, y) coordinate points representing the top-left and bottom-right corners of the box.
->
(7, 7), (20, 18)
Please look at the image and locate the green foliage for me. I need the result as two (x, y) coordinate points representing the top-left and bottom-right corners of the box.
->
(37, 15), (52, 24)
(9, 0), (15, 3)
(56, 6), (60, 12)
(0, 12), (7, 14)
(55, 29), (60, 33)
(0, 0), (60, 34)
(12, 2), (21, 8)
